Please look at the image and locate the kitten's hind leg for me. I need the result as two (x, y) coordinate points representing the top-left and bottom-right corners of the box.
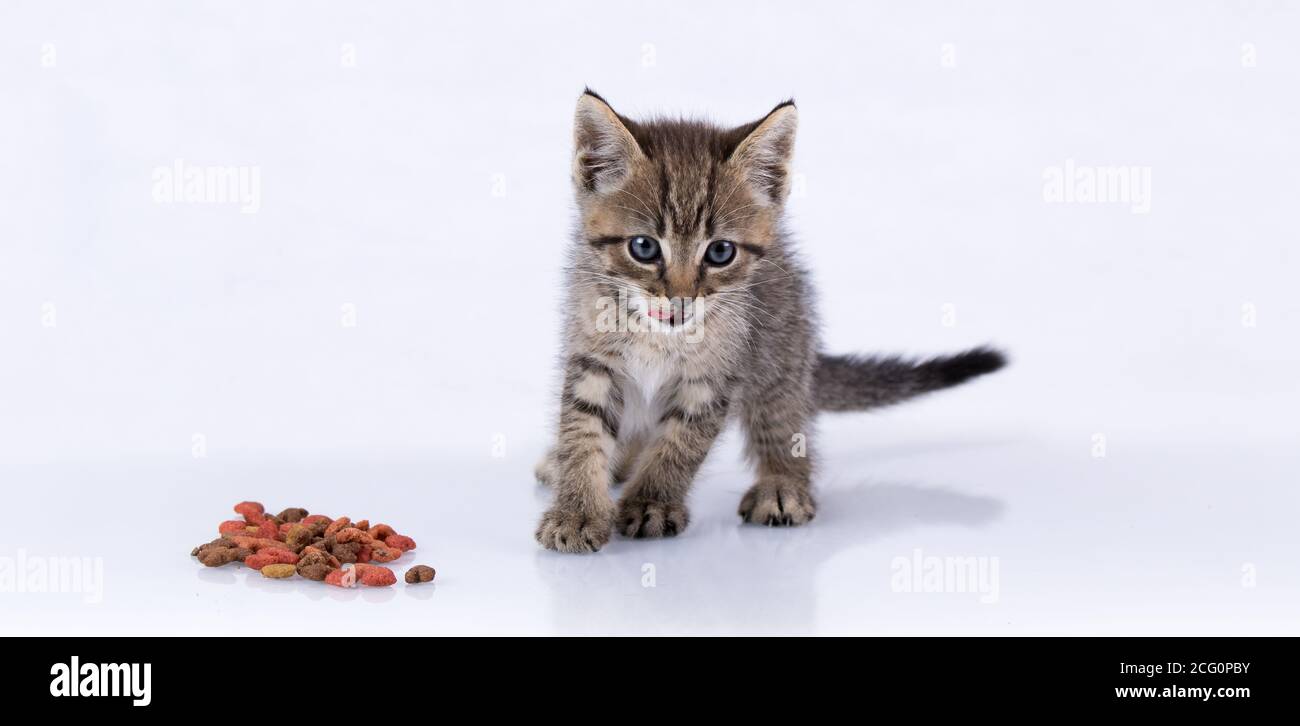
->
(534, 447), (560, 487)
(738, 378), (817, 526)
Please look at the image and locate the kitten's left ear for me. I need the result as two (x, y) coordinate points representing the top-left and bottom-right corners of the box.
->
(728, 100), (798, 205)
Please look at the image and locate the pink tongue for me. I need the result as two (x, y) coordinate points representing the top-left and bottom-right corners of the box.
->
(648, 307), (673, 320)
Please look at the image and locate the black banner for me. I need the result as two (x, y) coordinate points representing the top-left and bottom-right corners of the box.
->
(0, 636), (1286, 712)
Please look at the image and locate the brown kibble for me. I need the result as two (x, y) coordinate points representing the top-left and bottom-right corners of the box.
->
(277, 507), (309, 523)
(295, 548), (339, 581)
(191, 537), (234, 557)
(261, 563), (296, 578)
(198, 548), (242, 567)
(330, 541), (361, 564)
(404, 565), (435, 584)
(352, 519), (369, 532)
(285, 524), (314, 550)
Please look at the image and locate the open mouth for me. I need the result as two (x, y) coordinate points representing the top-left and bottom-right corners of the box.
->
(645, 301), (692, 327)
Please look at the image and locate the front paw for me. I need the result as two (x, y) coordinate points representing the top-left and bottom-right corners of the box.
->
(618, 495), (689, 538)
(738, 478), (816, 526)
(535, 506), (613, 553)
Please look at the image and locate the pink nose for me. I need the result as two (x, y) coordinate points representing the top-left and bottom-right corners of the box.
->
(647, 307), (674, 321)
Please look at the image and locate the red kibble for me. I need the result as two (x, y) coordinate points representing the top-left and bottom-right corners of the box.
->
(219, 520), (250, 535)
(370, 545), (401, 563)
(227, 535), (295, 552)
(244, 549), (300, 570)
(324, 517), (352, 538)
(301, 515), (331, 526)
(254, 519), (280, 540)
(355, 564), (396, 587)
(384, 534), (416, 552)
(324, 567), (357, 588)
(234, 501), (266, 524)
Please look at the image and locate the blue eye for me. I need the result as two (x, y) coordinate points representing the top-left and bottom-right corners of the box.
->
(705, 240), (736, 266)
(628, 236), (661, 262)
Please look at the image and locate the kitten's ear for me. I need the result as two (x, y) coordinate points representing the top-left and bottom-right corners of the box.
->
(728, 100), (798, 205)
(572, 90), (642, 194)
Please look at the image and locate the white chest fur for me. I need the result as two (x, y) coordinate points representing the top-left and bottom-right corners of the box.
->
(619, 349), (672, 439)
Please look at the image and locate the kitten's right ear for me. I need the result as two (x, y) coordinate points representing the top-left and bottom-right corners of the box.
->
(573, 89), (642, 194)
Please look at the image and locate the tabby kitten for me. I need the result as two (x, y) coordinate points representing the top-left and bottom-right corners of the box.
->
(535, 90), (1005, 553)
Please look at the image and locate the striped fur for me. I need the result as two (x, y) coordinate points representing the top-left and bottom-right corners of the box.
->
(536, 91), (1006, 553)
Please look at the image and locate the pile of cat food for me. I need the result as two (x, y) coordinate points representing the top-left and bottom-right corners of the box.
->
(190, 501), (435, 588)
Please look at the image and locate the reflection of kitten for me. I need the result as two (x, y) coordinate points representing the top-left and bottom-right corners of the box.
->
(535, 90), (1005, 553)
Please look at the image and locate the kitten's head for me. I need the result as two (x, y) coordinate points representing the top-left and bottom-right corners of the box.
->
(570, 89), (797, 330)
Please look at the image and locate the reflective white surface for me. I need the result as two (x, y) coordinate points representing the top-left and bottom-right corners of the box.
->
(1, 1), (1298, 635)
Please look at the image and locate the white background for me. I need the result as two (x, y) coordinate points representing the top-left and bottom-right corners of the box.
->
(1, 0), (1297, 635)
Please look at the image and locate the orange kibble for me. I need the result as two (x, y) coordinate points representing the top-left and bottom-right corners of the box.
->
(334, 528), (372, 544)
(368, 524), (396, 539)
(324, 517), (352, 538)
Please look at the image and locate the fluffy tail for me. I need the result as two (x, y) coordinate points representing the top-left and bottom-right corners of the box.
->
(814, 346), (1007, 412)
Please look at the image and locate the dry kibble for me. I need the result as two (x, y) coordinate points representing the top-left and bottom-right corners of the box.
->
(277, 507), (308, 523)
(405, 565), (436, 584)
(245, 549), (299, 570)
(227, 535), (295, 552)
(325, 566), (357, 588)
(385, 534), (416, 552)
(296, 548), (339, 581)
(323, 517), (352, 538)
(198, 547), (244, 567)
(329, 541), (361, 564)
(193, 502), (429, 591)
(334, 528), (372, 544)
(219, 520), (251, 535)
(355, 564), (396, 587)
(234, 501), (266, 524)
(285, 525), (314, 551)
(261, 563), (296, 579)
(369, 545), (401, 563)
